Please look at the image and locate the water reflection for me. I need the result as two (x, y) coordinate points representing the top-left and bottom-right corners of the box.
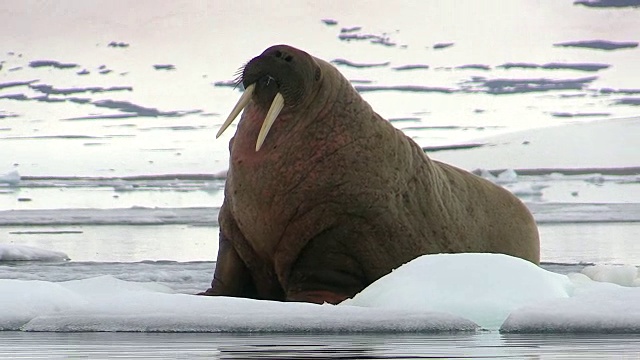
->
(2, 332), (639, 359)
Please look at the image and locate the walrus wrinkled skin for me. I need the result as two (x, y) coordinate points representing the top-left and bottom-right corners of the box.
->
(202, 44), (540, 304)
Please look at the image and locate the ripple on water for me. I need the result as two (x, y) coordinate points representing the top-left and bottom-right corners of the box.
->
(1, 332), (640, 358)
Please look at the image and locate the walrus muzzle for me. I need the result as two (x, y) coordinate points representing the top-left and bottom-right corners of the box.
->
(216, 48), (312, 151)
(216, 84), (284, 151)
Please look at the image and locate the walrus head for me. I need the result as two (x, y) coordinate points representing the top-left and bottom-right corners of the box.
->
(216, 45), (322, 151)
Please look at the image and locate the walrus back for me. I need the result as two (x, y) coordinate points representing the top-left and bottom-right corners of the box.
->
(427, 159), (540, 264)
(299, 73), (541, 275)
(340, 107), (541, 269)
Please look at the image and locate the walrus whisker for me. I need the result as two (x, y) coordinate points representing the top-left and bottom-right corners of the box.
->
(255, 92), (284, 151)
(216, 83), (255, 138)
(232, 65), (246, 88)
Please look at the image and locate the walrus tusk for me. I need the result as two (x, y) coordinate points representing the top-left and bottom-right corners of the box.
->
(216, 83), (256, 138)
(255, 92), (284, 151)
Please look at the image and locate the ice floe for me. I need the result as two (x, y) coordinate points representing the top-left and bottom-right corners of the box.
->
(0, 244), (69, 262)
(0, 170), (20, 186)
(2, 253), (640, 333)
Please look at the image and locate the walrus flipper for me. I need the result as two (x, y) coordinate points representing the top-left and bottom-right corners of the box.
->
(285, 226), (368, 304)
(202, 231), (257, 298)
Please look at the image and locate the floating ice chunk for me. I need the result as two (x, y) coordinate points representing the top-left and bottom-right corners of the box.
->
(617, 175), (640, 184)
(113, 183), (136, 192)
(501, 273), (640, 333)
(342, 253), (572, 329)
(496, 169), (518, 184)
(503, 183), (546, 197)
(581, 264), (640, 287)
(3, 254), (640, 333)
(584, 174), (605, 184)
(0, 279), (86, 330)
(474, 168), (524, 186)
(0, 275), (477, 332)
(474, 168), (497, 182)
(0, 244), (70, 262)
(0, 170), (20, 186)
(548, 172), (566, 180)
(22, 304), (477, 333)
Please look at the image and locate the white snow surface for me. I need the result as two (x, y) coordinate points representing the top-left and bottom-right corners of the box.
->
(2, 252), (640, 333)
(502, 273), (640, 333)
(1, 274), (475, 333)
(0, 244), (69, 261)
(581, 264), (640, 287)
(342, 254), (571, 329)
(433, 117), (640, 171)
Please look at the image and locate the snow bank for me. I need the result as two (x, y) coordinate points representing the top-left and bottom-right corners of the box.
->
(3, 254), (640, 333)
(581, 264), (640, 287)
(0, 244), (69, 261)
(343, 254), (571, 329)
(1, 275), (476, 333)
(501, 273), (640, 333)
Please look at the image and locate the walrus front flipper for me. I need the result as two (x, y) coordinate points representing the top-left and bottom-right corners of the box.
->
(200, 232), (257, 298)
(285, 226), (367, 305)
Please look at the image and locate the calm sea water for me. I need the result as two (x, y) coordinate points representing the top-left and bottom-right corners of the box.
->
(2, 332), (640, 359)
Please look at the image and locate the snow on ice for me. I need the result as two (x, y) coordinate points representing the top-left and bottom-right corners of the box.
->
(2, 249), (640, 333)
(342, 253), (571, 329)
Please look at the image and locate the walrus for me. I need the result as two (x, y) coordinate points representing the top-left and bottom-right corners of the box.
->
(202, 44), (539, 304)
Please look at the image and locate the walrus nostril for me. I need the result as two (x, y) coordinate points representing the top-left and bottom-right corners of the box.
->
(273, 49), (293, 62)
